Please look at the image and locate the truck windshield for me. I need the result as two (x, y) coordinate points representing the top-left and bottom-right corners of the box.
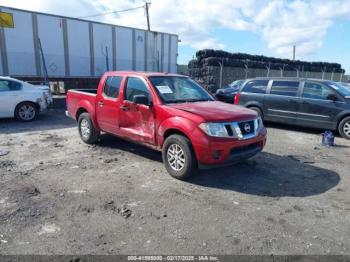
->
(149, 76), (214, 104)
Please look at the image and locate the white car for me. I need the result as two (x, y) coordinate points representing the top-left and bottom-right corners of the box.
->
(0, 76), (53, 121)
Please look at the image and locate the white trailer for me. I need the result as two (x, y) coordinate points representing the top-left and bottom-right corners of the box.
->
(0, 6), (179, 79)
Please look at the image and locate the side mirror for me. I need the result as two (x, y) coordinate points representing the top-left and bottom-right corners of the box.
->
(133, 95), (150, 106)
(327, 94), (338, 102)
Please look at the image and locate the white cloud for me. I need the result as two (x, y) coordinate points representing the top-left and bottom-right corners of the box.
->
(1, 0), (350, 60)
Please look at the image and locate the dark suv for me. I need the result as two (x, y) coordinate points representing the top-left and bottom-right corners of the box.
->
(234, 78), (350, 139)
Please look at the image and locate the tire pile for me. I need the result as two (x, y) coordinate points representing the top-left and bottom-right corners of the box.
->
(189, 49), (345, 92)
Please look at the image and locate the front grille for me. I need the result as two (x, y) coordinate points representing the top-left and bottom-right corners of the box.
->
(220, 119), (258, 140)
(238, 120), (255, 135)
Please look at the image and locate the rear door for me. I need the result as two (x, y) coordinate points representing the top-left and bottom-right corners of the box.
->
(0, 80), (22, 118)
(118, 76), (156, 145)
(264, 80), (301, 124)
(96, 76), (123, 134)
(297, 81), (343, 129)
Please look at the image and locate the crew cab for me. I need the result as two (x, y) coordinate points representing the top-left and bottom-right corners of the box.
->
(66, 72), (267, 179)
(0, 76), (53, 121)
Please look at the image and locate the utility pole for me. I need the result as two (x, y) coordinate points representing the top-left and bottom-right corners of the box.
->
(145, 2), (151, 31)
(292, 45), (296, 61)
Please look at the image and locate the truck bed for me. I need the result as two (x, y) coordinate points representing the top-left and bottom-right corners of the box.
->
(66, 89), (97, 120)
(69, 89), (98, 95)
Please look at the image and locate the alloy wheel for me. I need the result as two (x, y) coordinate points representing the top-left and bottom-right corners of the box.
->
(167, 144), (185, 171)
(344, 121), (350, 137)
(80, 119), (91, 139)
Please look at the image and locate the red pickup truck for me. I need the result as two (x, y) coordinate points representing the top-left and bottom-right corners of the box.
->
(66, 71), (267, 179)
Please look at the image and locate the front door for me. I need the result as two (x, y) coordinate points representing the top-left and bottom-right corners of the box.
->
(297, 81), (343, 129)
(96, 76), (123, 134)
(118, 77), (155, 145)
(264, 80), (301, 124)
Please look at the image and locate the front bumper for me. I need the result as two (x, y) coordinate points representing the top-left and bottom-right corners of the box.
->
(193, 128), (267, 166)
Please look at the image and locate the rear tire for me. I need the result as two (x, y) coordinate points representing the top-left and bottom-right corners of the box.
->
(15, 102), (38, 122)
(249, 106), (263, 120)
(78, 113), (100, 144)
(162, 135), (198, 180)
(338, 116), (350, 140)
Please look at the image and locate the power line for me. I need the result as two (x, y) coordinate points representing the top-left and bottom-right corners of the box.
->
(77, 5), (145, 19)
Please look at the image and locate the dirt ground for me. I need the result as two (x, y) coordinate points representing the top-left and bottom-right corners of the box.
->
(0, 109), (350, 255)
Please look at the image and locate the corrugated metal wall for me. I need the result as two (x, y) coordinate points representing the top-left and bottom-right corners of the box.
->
(0, 6), (178, 78)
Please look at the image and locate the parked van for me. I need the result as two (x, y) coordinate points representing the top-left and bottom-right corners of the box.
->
(234, 78), (350, 139)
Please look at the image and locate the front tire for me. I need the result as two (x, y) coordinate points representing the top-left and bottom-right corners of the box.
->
(162, 135), (198, 180)
(15, 102), (38, 122)
(78, 113), (100, 144)
(338, 116), (350, 140)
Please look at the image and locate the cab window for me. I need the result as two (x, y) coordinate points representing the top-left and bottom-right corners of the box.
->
(0, 80), (22, 92)
(103, 76), (122, 98)
(125, 77), (151, 102)
(302, 82), (337, 100)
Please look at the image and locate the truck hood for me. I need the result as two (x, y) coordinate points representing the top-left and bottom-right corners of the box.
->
(167, 101), (257, 122)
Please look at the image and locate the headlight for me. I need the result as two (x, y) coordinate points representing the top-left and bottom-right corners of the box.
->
(199, 123), (231, 137)
(256, 117), (264, 132)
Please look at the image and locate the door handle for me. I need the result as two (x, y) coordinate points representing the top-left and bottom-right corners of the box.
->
(120, 105), (129, 111)
(98, 101), (104, 107)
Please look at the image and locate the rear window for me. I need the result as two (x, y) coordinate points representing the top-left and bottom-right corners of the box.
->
(0, 80), (22, 92)
(270, 81), (299, 97)
(242, 80), (268, 94)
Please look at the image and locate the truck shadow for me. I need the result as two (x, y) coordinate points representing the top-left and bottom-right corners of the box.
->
(98, 134), (163, 162)
(189, 152), (340, 197)
(99, 135), (339, 197)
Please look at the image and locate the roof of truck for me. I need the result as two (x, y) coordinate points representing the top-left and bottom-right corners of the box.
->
(104, 71), (187, 77)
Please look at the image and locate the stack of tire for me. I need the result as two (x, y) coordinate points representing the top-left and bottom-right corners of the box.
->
(189, 49), (345, 91)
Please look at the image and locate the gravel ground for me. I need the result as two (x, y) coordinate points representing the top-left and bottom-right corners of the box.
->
(0, 109), (349, 255)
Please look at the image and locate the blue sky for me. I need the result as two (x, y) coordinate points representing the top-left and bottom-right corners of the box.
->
(2, 0), (350, 73)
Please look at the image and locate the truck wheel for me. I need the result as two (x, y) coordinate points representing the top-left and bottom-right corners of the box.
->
(249, 106), (264, 120)
(338, 116), (350, 140)
(15, 102), (38, 121)
(162, 135), (198, 180)
(78, 113), (100, 144)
